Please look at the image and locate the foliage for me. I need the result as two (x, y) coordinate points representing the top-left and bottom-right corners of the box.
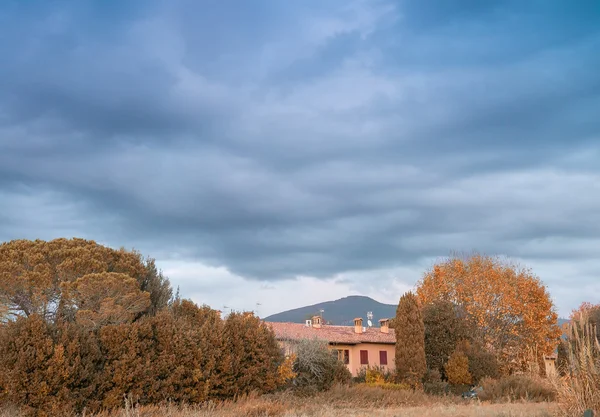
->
(422, 300), (473, 378)
(0, 238), (172, 324)
(423, 380), (449, 396)
(291, 339), (351, 395)
(219, 312), (284, 398)
(364, 366), (396, 385)
(444, 349), (472, 385)
(0, 240), (290, 414)
(478, 375), (556, 403)
(277, 354), (297, 386)
(465, 343), (500, 383)
(417, 254), (561, 373)
(61, 272), (151, 328)
(394, 292), (427, 385)
(553, 318), (600, 416)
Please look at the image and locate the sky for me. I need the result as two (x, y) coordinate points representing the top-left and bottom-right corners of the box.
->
(1, 0), (599, 318)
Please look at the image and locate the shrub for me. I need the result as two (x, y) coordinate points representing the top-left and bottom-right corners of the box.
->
(423, 368), (449, 395)
(478, 375), (556, 402)
(467, 345), (500, 383)
(291, 339), (352, 395)
(364, 365), (395, 384)
(445, 349), (472, 385)
(423, 381), (449, 396)
(423, 368), (442, 383)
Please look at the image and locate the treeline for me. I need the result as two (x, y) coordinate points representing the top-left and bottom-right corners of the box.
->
(0, 239), (287, 416)
(392, 254), (561, 391)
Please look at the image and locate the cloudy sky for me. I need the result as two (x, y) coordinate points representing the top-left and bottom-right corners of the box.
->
(1, 1), (599, 318)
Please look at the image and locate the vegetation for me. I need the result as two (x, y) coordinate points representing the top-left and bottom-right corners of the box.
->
(554, 314), (600, 416)
(394, 292), (426, 385)
(0, 385), (558, 417)
(478, 375), (556, 402)
(444, 348), (472, 385)
(289, 339), (351, 396)
(422, 300), (472, 378)
(0, 239), (287, 415)
(0, 239), (580, 416)
(417, 254), (561, 373)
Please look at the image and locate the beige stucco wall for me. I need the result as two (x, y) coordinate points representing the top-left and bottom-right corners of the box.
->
(277, 340), (396, 377)
(331, 343), (396, 377)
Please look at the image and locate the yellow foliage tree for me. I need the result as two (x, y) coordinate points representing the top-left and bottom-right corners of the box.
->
(445, 349), (472, 385)
(417, 254), (560, 373)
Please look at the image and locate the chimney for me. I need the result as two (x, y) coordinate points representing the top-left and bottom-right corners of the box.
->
(312, 315), (322, 329)
(354, 317), (363, 334)
(379, 318), (389, 334)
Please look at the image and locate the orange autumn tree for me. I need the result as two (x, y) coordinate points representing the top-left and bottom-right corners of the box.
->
(417, 254), (560, 373)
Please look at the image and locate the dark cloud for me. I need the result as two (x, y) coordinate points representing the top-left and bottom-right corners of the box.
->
(1, 0), (599, 315)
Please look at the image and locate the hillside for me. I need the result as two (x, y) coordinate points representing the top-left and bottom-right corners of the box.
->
(263, 295), (397, 326)
(264, 295), (570, 328)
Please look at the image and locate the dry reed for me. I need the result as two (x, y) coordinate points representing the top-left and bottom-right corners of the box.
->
(553, 320), (600, 416)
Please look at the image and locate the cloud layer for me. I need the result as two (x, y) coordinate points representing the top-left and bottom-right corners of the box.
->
(1, 0), (599, 316)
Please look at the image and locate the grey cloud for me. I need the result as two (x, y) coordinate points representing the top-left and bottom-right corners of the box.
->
(1, 0), (600, 317)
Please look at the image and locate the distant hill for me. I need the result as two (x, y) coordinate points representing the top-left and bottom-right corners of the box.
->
(264, 295), (570, 328)
(263, 295), (397, 326)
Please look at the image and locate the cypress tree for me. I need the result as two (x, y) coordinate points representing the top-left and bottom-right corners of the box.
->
(395, 291), (427, 385)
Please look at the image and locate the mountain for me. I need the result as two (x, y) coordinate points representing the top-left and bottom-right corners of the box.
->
(263, 295), (397, 326)
(264, 295), (570, 328)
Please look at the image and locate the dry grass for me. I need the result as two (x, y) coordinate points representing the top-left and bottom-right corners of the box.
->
(1, 385), (557, 417)
(478, 375), (556, 403)
(553, 321), (600, 416)
(97, 402), (556, 417)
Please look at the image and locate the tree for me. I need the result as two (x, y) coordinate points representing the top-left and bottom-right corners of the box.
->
(445, 348), (472, 385)
(0, 238), (172, 324)
(61, 273), (151, 328)
(417, 254), (560, 373)
(395, 292), (427, 384)
(422, 300), (473, 377)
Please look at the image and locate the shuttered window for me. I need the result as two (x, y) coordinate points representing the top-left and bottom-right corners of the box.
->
(379, 350), (388, 365)
(360, 350), (368, 365)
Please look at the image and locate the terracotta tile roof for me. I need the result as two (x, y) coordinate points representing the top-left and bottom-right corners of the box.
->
(267, 322), (396, 345)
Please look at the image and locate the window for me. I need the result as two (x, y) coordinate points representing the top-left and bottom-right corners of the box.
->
(379, 350), (388, 365)
(360, 350), (369, 365)
(336, 349), (350, 364)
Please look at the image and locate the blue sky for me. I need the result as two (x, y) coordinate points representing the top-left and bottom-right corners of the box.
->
(1, 0), (599, 317)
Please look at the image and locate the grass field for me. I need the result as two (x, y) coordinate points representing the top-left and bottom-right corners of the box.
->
(100, 385), (558, 417)
(0, 384), (560, 417)
(100, 402), (557, 417)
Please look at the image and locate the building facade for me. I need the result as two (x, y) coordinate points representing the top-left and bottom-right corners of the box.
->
(267, 316), (396, 377)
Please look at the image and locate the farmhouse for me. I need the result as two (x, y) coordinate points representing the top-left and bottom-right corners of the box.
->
(267, 317), (396, 376)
